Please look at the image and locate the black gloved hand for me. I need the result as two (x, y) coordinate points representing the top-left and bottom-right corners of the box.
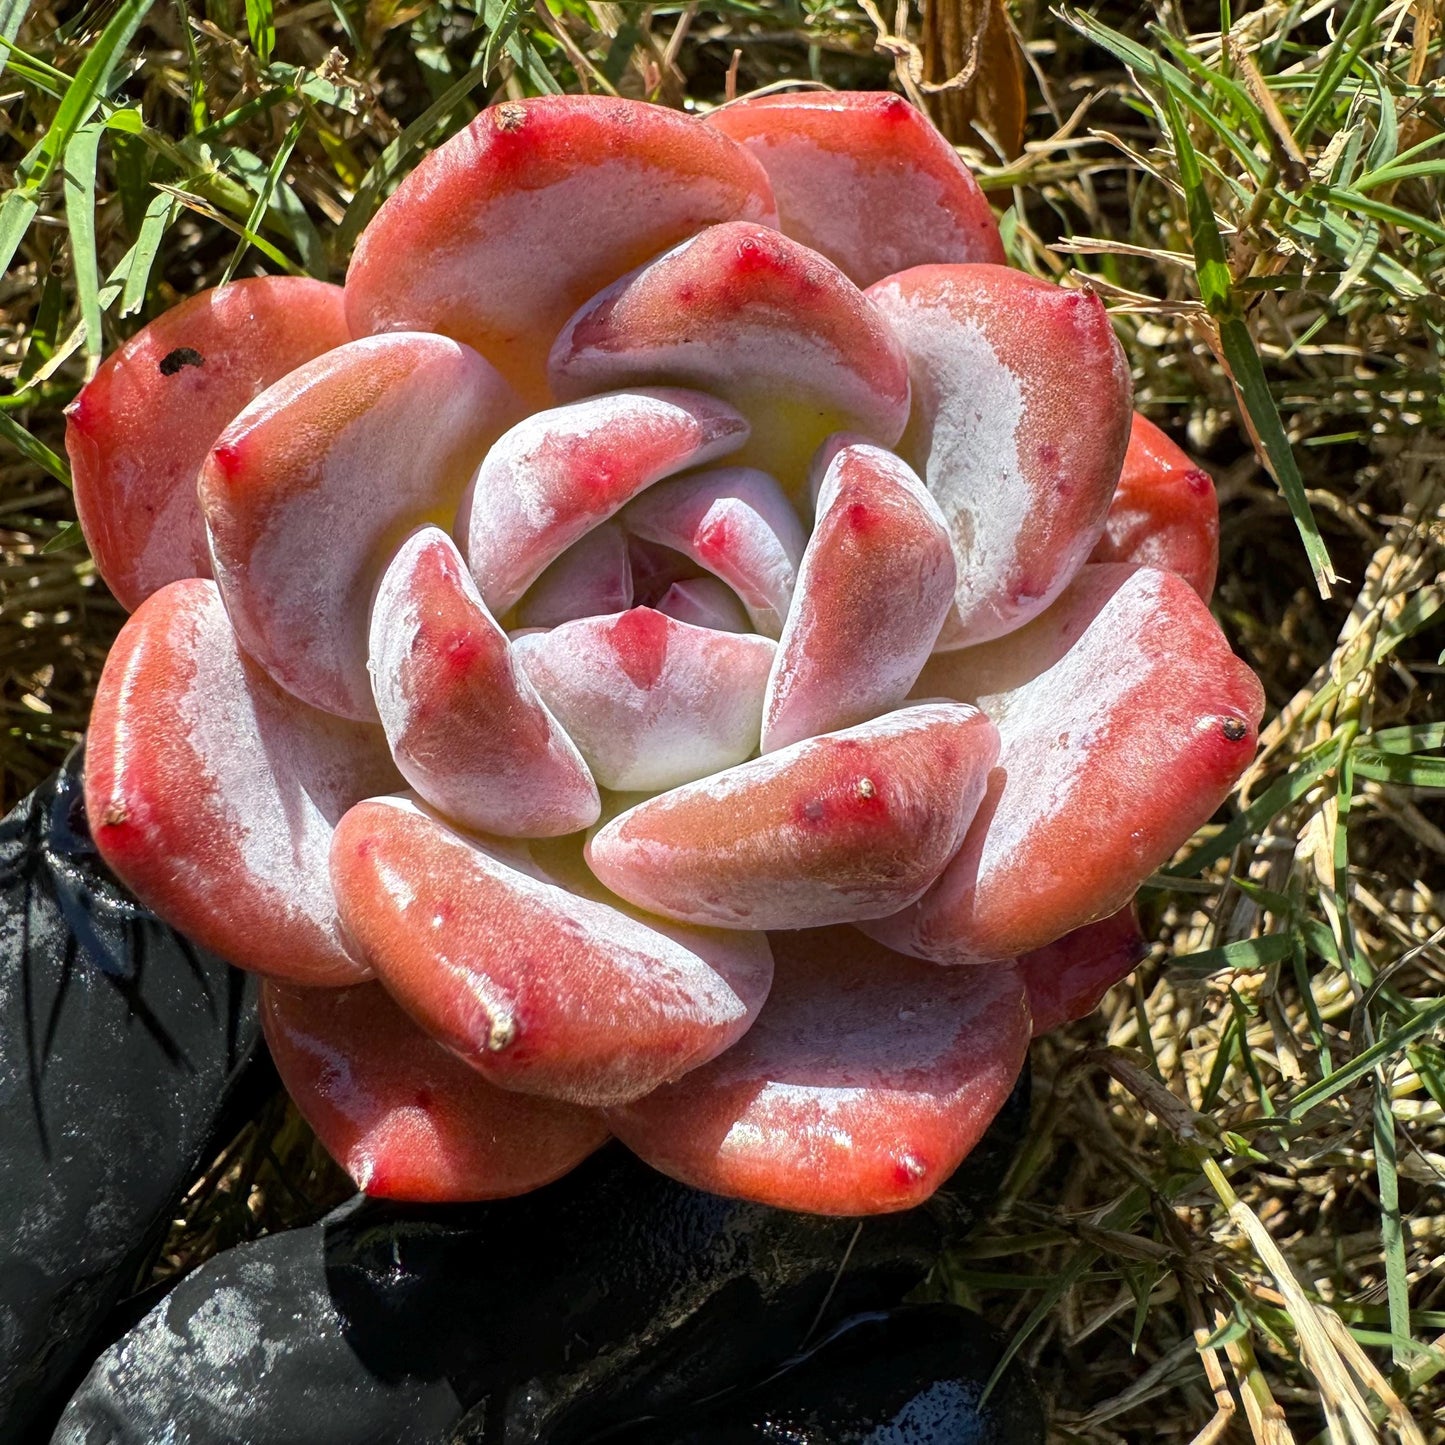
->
(594, 1303), (1045, 1443)
(0, 753), (261, 1440)
(51, 1089), (1027, 1445)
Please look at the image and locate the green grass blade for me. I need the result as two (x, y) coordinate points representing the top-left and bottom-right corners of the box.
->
(1351, 752), (1445, 787)
(1362, 63), (1398, 177)
(1295, 0), (1385, 148)
(20, 0), (151, 191)
(1364, 723), (1445, 754)
(1323, 186), (1445, 246)
(61, 119), (104, 362)
(1169, 933), (1298, 978)
(119, 190), (177, 316)
(0, 188), (39, 279)
(154, 183), (304, 274)
(41, 519), (85, 553)
(244, 0), (275, 65)
(1066, 9), (1267, 182)
(221, 116), (305, 282)
(16, 269), (65, 387)
(0, 413), (72, 485)
(0, 0), (27, 78)
(1284, 998), (1445, 1121)
(1156, 66), (1336, 594)
(1371, 1080), (1411, 1367)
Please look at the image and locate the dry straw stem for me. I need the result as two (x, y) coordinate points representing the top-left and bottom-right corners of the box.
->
(1, 0), (1443, 1439)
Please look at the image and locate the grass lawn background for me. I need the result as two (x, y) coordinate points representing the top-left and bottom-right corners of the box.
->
(1, 0), (1443, 1437)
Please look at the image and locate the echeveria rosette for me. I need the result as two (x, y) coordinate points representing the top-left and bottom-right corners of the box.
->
(69, 91), (1263, 1217)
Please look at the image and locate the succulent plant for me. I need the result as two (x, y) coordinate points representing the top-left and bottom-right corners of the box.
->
(70, 91), (1264, 1217)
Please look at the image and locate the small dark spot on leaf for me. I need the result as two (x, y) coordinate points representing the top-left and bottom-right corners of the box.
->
(1221, 717), (1247, 742)
(159, 347), (204, 376)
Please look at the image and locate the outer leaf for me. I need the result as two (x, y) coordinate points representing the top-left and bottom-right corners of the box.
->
(262, 979), (608, 1200)
(876, 565), (1265, 962)
(84, 580), (401, 985)
(65, 276), (351, 611)
(607, 927), (1031, 1214)
(346, 96), (776, 402)
(707, 91), (1003, 286)
(0, 189), (38, 280)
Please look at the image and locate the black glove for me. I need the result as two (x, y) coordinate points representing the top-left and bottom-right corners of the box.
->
(0, 752), (261, 1440)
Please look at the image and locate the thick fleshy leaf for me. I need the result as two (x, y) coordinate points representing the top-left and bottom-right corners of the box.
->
(654, 575), (750, 633)
(873, 565), (1264, 962)
(201, 333), (517, 719)
(762, 441), (955, 752)
(64, 278), (350, 613)
(1091, 413), (1219, 602)
(866, 264), (1132, 647)
(516, 522), (633, 629)
(707, 92), (1004, 287)
(621, 467), (807, 638)
(461, 389), (747, 616)
(1017, 904), (1145, 1037)
(587, 703), (999, 931)
(549, 222), (911, 490)
(261, 979), (608, 1200)
(345, 95), (777, 401)
(84, 579), (398, 985)
(512, 608), (775, 792)
(330, 797), (773, 1106)
(369, 528), (599, 837)
(607, 927), (1031, 1214)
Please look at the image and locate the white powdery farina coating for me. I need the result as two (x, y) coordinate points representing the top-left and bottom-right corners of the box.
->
(975, 568), (1166, 884)
(622, 468), (807, 638)
(872, 285), (1030, 636)
(763, 444), (954, 750)
(698, 702), (981, 808)
(462, 389), (746, 615)
(592, 696), (988, 901)
(554, 262), (887, 419)
(384, 162), (757, 334)
(366, 531), (430, 729)
(721, 1086), (877, 1158)
(175, 600), (353, 949)
(512, 614), (776, 792)
(374, 797), (753, 1035)
(208, 334), (503, 720)
(748, 140), (956, 282)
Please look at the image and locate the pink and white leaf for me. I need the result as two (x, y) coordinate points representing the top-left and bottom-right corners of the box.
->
(512, 608), (776, 793)
(587, 703), (999, 931)
(762, 440), (955, 752)
(369, 527), (599, 838)
(329, 796), (773, 1107)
